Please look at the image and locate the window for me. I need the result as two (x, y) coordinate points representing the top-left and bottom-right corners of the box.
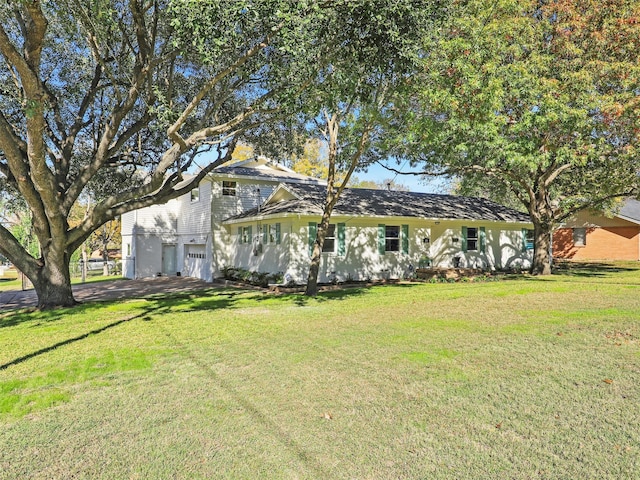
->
(462, 226), (485, 253)
(261, 224), (281, 244)
(222, 181), (236, 196)
(385, 225), (400, 252)
(322, 224), (336, 253)
(466, 227), (478, 251)
(573, 227), (586, 246)
(525, 229), (534, 250)
(238, 225), (252, 244)
(378, 224), (408, 254)
(309, 222), (345, 257)
(190, 187), (200, 202)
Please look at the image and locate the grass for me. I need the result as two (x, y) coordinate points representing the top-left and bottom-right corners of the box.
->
(1, 262), (639, 479)
(0, 268), (122, 293)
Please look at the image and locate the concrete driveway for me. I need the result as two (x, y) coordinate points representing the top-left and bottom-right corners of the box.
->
(0, 276), (215, 310)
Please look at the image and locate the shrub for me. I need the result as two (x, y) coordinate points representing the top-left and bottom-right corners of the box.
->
(221, 266), (284, 287)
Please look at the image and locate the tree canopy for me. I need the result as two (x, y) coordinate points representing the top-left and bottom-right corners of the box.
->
(0, 0), (445, 307)
(393, 0), (640, 273)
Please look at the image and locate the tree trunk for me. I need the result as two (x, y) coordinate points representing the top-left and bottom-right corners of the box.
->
(305, 213), (332, 297)
(33, 276), (77, 309)
(31, 253), (77, 309)
(531, 221), (552, 275)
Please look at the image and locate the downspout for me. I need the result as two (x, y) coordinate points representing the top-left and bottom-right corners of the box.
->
(134, 210), (138, 279)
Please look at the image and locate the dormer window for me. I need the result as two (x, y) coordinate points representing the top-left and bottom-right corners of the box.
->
(222, 181), (236, 196)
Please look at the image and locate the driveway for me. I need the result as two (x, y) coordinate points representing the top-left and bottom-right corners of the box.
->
(0, 276), (215, 311)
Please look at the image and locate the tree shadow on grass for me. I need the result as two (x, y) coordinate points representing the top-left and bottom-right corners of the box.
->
(0, 287), (246, 329)
(553, 261), (639, 278)
(0, 289), (249, 371)
(276, 282), (431, 306)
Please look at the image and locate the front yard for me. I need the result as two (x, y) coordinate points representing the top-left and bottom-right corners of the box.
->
(1, 263), (639, 479)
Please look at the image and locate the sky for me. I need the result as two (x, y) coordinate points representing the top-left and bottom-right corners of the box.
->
(194, 148), (451, 194)
(353, 160), (451, 194)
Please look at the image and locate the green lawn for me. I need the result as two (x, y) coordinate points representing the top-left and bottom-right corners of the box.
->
(0, 269), (122, 293)
(1, 263), (639, 479)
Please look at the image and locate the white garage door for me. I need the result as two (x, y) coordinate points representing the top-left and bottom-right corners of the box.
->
(184, 244), (208, 279)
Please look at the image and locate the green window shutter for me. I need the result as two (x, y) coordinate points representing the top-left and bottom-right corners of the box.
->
(521, 228), (528, 252)
(337, 223), (346, 256)
(237, 227), (242, 244)
(461, 226), (468, 252)
(479, 227), (486, 253)
(262, 224), (268, 244)
(401, 224), (409, 254)
(247, 226), (252, 243)
(308, 222), (317, 257)
(378, 224), (386, 255)
(275, 223), (281, 245)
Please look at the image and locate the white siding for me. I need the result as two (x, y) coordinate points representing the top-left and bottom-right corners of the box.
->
(224, 216), (533, 283)
(210, 178), (284, 278)
(211, 179), (279, 223)
(177, 181), (212, 235)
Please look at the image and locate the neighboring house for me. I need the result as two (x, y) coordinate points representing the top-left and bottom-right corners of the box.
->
(222, 183), (534, 284)
(122, 158), (534, 284)
(553, 199), (640, 261)
(121, 157), (324, 280)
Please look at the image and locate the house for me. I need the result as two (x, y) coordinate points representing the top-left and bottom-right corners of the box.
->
(122, 159), (534, 284)
(222, 183), (533, 283)
(553, 199), (640, 261)
(121, 157), (325, 280)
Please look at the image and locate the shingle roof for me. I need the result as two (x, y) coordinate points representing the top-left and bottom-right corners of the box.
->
(618, 198), (640, 224)
(212, 166), (325, 184)
(224, 183), (531, 223)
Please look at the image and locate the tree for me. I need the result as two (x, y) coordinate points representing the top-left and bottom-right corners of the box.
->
(0, 0), (399, 308)
(290, 139), (330, 180)
(349, 177), (411, 191)
(299, 0), (449, 296)
(394, 0), (640, 274)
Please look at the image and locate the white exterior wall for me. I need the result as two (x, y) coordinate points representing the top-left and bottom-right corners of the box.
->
(430, 221), (532, 270)
(175, 181), (213, 281)
(224, 216), (533, 283)
(120, 161), (324, 282)
(121, 199), (181, 279)
(211, 178), (283, 277)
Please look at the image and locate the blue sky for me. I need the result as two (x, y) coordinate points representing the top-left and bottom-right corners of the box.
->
(354, 161), (451, 194)
(194, 149), (450, 194)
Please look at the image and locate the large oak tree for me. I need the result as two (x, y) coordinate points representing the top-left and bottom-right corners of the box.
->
(0, 0), (416, 307)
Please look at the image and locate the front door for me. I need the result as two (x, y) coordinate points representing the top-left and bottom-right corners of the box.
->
(161, 244), (177, 276)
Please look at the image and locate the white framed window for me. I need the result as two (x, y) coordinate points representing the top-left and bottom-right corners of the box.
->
(190, 187), (200, 202)
(238, 225), (252, 244)
(322, 224), (336, 253)
(466, 227), (478, 251)
(222, 181), (237, 196)
(573, 228), (586, 246)
(385, 225), (400, 252)
(525, 229), (534, 250)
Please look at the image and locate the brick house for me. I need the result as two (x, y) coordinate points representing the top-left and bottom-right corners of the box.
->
(553, 199), (640, 261)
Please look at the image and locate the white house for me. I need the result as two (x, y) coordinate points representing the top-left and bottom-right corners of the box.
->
(121, 157), (325, 280)
(223, 183), (534, 283)
(122, 158), (533, 284)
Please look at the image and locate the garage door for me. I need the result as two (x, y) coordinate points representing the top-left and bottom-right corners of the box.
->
(184, 244), (208, 279)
